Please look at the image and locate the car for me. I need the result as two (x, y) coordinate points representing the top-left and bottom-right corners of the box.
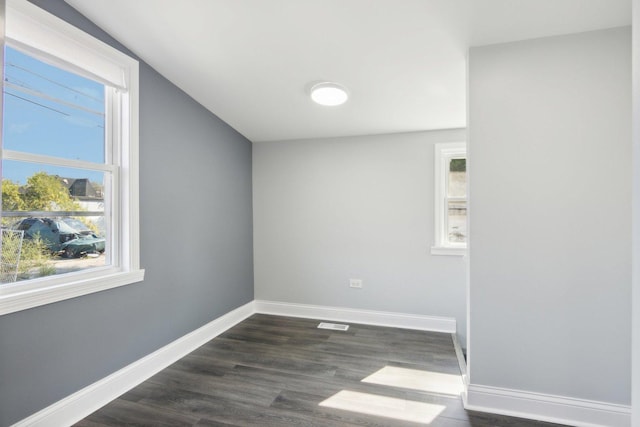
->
(60, 217), (100, 236)
(12, 217), (105, 258)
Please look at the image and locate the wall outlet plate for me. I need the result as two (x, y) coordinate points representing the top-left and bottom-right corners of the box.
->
(349, 279), (363, 288)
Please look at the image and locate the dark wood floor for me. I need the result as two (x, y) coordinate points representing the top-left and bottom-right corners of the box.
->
(75, 314), (564, 427)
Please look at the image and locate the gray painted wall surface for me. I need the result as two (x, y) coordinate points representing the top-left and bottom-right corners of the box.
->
(0, 2), (254, 425)
(468, 27), (631, 404)
(253, 130), (468, 343)
(633, 1), (640, 424)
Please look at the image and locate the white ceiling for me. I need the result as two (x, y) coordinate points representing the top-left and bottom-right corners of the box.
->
(65, 0), (630, 142)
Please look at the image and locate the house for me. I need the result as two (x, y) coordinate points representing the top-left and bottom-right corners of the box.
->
(0, 1), (636, 427)
(59, 178), (103, 202)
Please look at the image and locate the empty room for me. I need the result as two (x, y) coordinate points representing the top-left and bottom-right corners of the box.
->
(0, 0), (637, 426)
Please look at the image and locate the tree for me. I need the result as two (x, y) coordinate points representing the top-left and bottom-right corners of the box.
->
(2, 172), (83, 227)
(450, 158), (466, 172)
(2, 179), (25, 211)
(21, 172), (81, 211)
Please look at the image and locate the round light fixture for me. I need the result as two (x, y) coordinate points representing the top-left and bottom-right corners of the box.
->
(310, 82), (349, 106)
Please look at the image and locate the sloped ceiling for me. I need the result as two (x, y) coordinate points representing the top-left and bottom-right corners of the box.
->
(65, 0), (630, 142)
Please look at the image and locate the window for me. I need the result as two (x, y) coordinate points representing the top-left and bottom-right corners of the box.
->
(0, 0), (144, 315)
(432, 142), (467, 256)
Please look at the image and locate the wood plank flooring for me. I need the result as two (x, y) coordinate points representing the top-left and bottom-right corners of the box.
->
(75, 314), (564, 427)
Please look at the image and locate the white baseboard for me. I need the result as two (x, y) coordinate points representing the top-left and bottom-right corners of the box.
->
(12, 299), (456, 426)
(13, 301), (255, 427)
(20, 299), (626, 427)
(254, 299), (456, 333)
(463, 384), (631, 427)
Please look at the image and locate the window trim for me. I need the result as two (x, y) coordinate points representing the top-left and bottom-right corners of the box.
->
(0, 0), (144, 316)
(431, 142), (467, 256)
(6, 0), (129, 89)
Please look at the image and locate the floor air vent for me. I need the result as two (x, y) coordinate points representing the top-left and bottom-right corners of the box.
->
(318, 322), (349, 331)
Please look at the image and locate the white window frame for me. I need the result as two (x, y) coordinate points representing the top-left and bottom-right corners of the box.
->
(431, 142), (467, 256)
(0, 0), (144, 316)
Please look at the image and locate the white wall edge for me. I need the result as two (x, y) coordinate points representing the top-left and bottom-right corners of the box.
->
(451, 333), (468, 385)
(254, 299), (456, 333)
(463, 384), (631, 427)
(12, 300), (256, 427)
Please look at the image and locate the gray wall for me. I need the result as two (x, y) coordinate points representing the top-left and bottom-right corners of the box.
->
(633, 1), (640, 423)
(0, 2), (254, 425)
(253, 130), (468, 343)
(468, 27), (631, 404)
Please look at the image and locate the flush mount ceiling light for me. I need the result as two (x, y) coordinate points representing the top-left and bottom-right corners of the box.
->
(310, 82), (349, 106)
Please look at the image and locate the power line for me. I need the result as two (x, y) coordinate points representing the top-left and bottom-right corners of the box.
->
(4, 81), (105, 117)
(6, 62), (104, 103)
(4, 91), (105, 129)
(5, 74), (31, 89)
(4, 91), (69, 116)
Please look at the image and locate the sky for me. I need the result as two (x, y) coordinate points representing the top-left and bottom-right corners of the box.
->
(3, 46), (106, 185)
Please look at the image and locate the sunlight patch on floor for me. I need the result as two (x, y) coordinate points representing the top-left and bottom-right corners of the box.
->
(362, 366), (464, 395)
(319, 390), (446, 424)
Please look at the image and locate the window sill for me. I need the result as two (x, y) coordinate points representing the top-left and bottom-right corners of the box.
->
(0, 268), (145, 316)
(431, 246), (467, 256)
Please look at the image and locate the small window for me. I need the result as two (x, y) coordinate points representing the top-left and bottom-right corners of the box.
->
(432, 142), (467, 256)
(0, 0), (144, 315)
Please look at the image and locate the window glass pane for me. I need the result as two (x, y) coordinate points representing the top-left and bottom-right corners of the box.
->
(447, 158), (466, 198)
(447, 200), (466, 243)
(2, 160), (106, 231)
(3, 46), (105, 163)
(1, 161), (108, 284)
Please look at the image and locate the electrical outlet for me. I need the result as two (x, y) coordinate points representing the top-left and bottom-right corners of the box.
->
(349, 279), (363, 289)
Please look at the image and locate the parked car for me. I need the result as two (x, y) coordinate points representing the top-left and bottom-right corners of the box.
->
(12, 217), (105, 258)
(60, 217), (101, 237)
